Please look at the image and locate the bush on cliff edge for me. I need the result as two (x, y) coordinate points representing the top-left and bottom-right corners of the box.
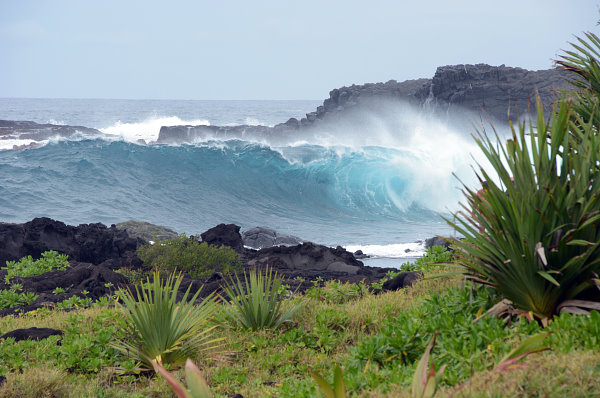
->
(137, 234), (241, 278)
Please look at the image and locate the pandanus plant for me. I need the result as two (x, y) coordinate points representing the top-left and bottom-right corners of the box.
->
(446, 33), (600, 322)
(448, 88), (600, 322)
(112, 271), (223, 370)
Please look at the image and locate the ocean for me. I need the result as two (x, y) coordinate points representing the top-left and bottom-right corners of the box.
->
(0, 98), (485, 267)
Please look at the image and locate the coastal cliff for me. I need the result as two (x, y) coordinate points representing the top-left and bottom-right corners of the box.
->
(157, 63), (570, 143)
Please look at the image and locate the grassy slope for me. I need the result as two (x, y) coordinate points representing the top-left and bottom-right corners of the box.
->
(0, 269), (598, 397)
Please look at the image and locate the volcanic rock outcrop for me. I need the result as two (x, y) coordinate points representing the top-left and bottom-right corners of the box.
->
(0, 217), (143, 269)
(157, 64), (570, 144)
(0, 327), (63, 342)
(0, 120), (103, 149)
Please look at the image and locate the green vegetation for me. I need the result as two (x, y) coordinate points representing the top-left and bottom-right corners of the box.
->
(0, 309), (127, 377)
(557, 32), (600, 127)
(220, 266), (304, 331)
(447, 34), (600, 322)
(0, 284), (37, 310)
(0, 261), (598, 396)
(310, 364), (347, 398)
(403, 246), (453, 273)
(111, 271), (222, 370)
(153, 359), (213, 398)
(3, 250), (69, 283)
(56, 294), (92, 310)
(137, 234), (241, 278)
(52, 287), (65, 295)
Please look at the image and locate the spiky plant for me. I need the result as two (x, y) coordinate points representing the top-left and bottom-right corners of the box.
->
(220, 266), (303, 330)
(112, 271), (222, 370)
(556, 31), (600, 127)
(447, 98), (600, 321)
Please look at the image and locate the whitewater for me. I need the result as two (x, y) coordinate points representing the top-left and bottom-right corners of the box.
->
(0, 98), (489, 267)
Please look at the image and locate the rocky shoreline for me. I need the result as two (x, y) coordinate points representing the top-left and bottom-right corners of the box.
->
(0, 218), (441, 316)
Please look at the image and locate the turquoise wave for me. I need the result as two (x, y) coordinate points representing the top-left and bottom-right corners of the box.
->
(0, 139), (452, 245)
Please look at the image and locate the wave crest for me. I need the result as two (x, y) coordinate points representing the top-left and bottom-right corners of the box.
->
(99, 116), (210, 143)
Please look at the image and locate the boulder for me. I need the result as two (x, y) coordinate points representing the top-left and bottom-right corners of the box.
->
(382, 271), (423, 291)
(0, 327), (62, 342)
(424, 236), (451, 249)
(353, 249), (368, 259)
(241, 226), (304, 249)
(115, 220), (178, 242)
(200, 224), (244, 252)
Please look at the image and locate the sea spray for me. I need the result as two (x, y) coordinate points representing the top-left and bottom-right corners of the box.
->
(0, 98), (503, 258)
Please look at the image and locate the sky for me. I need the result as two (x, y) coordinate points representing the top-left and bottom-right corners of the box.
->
(0, 1), (598, 100)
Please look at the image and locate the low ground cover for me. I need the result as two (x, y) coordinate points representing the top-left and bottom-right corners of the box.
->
(0, 254), (598, 397)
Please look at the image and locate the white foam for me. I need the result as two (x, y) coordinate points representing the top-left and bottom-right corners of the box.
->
(345, 241), (426, 258)
(0, 138), (48, 151)
(99, 116), (210, 143)
(244, 117), (265, 126)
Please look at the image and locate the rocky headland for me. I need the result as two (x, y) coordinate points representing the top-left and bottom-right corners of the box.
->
(156, 64), (570, 144)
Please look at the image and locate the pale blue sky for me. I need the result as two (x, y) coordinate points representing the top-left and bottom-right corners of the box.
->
(0, 1), (597, 100)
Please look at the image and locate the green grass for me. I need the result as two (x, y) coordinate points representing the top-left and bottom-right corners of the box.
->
(0, 264), (598, 397)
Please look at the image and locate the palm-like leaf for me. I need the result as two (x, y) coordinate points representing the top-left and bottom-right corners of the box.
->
(557, 32), (600, 127)
(112, 271), (223, 370)
(220, 266), (303, 330)
(446, 97), (600, 320)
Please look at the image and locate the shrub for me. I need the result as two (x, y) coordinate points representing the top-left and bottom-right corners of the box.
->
(0, 284), (38, 310)
(111, 271), (222, 370)
(220, 266), (304, 330)
(444, 33), (600, 322)
(137, 234), (241, 278)
(3, 251), (69, 283)
(403, 246), (453, 273)
(447, 95), (600, 321)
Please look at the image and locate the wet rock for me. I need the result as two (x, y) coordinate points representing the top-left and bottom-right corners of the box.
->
(353, 249), (368, 259)
(0, 120), (102, 142)
(0, 327), (62, 342)
(241, 226), (304, 249)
